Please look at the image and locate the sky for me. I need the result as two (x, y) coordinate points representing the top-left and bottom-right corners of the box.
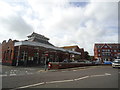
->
(0, 0), (118, 55)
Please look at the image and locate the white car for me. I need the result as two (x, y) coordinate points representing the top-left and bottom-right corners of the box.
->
(112, 59), (120, 68)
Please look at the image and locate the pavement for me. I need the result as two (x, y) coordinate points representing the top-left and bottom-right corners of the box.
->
(1, 65), (45, 77)
(0, 64), (86, 77)
(0, 64), (114, 77)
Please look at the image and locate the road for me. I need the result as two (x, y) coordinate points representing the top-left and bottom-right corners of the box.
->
(1, 65), (120, 89)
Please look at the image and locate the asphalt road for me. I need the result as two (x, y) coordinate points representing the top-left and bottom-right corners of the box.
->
(1, 65), (120, 89)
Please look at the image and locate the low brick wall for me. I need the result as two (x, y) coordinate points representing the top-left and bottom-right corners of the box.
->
(48, 62), (96, 70)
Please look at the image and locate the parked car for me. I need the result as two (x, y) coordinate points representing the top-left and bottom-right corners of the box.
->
(77, 60), (86, 63)
(78, 60), (92, 64)
(62, 59), (68, 63)
(112, 59), (120, 68)
(92, 60), (102, 65)
(84, 60), (92, 64)
(103, 61), (112, 64)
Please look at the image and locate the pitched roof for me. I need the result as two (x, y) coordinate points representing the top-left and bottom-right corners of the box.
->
(27, 32), (49, 40)
(14, 41), (81, 55)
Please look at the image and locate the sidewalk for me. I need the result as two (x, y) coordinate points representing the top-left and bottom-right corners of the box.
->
(39, 65), (111, 72)
(1, 64), (112, 73)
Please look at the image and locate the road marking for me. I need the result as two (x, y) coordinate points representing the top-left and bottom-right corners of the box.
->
(12, 73), (112, 89)
(0, 74), (7, 77)
(74, 76), (89, 81)
(10, 74), (16, 76)
(10, 82), (45, 90)
(90, 73), (111, 77)
(27, 73), (33, 75)
(73, 70), (77, 71)
(46, 79), (74, 84)
(105, 73), (111, 76)
(61, 71), (67, 72)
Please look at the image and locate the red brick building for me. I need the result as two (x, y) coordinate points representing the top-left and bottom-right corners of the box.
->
(60, 45), (84, 61)
(94, 43), (120, 62)
(1, 32), (80, 66)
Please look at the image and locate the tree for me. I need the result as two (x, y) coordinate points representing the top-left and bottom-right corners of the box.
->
(84, 51), (91, 60)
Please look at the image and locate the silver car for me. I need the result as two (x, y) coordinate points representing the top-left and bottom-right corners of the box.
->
(112, 59), (120, 68)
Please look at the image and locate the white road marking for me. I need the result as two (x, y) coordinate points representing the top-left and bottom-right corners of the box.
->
(27, 73), (33, 75)
(105, 73), (111, 76)
(11, 82), (45, 90)
(74, 76), (89, 81)
(11, 73), (112, 89)
(10, 74), (16, 76)
(0, 74), (7, 77)
(46, 79), (74, 84)
(90, 73), (111, 77)
(73, 70), (77, 71)
(61, 71), (67, 72)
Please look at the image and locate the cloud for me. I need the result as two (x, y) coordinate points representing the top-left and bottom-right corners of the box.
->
(0, 0), (118, 55)
(0, 0), (33, 40)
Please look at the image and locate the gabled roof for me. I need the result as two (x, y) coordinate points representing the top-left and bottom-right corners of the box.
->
(94, 43), (120, 48)
(101, 43), (111, 49)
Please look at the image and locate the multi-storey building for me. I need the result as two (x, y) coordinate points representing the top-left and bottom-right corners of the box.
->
(60, 45), (84, 61)
(1, 32), (80, 66)
(94, 43), (120, 62)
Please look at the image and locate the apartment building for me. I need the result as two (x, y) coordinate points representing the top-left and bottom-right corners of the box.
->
(94, 43), (120, 62)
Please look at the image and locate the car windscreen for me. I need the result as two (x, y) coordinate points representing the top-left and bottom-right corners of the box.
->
(113, 61), (120, 63)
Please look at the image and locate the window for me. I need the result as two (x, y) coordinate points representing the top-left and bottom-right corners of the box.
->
(98, 54), (100, 56)
(21, 51), (28, 60)
(97, 45), (101, 48)
(118, 49), (120, 52)
(102, 49), (105, 52)
(114, 50), (117, 52)
(98, 50), (100, 52)
(108, 49), (110, 52)
(104, 46), (107, 48)
(3, 51), (6, 60)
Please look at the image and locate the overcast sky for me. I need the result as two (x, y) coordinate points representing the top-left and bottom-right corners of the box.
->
(0, 0), (118, 55)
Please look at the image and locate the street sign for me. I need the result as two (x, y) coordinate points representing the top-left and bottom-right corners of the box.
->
(45, 54), (48, 56)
